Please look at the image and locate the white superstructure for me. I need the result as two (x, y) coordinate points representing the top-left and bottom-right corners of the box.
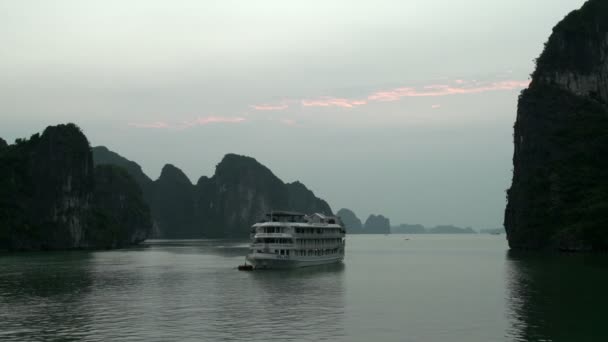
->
(245, 211), (346, 269)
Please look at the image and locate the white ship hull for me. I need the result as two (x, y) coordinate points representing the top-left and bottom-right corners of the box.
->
(246, 253), (343, 269)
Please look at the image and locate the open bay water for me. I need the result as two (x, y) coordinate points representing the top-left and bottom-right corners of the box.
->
(1, 235), (608, 342)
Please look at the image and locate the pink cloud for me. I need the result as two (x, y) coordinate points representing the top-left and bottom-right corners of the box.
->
(128, 121), (170, 129)
(250, 104), (289, 111)
(129, 116), (246, 129)
(245, 78), (529, 113)
(301, 96), (367, 108)
(180, 116), (246, 128)
(431, 104), (441, 109)
(367, 80), (529, 101)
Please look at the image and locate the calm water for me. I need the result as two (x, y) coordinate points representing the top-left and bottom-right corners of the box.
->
(1, 235), (608, 342)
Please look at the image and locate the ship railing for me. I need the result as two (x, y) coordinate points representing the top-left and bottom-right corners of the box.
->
(253, 233), (294, 238)
(292, 233), (345, 238)
(250, 243), (295, 249)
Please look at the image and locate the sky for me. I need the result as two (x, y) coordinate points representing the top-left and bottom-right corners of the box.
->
(0, 0), (588, 229)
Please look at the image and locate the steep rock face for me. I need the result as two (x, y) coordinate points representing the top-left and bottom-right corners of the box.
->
(150, 164), (198, 238)
(364, 214), (391, 234)
(31, 124), (95, 248)
(286, 181), (332, 216)
(200, 154), (333, 237)
(91, 146), (160, 236)
(206, 154), (289, 237)
(0, 124), (151, 250)
(337, 208), (363, 234)
(90, 165), (151, 248)
(505, 0), (608, 251)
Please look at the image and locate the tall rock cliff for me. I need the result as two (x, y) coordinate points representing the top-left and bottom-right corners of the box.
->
(198, 154), (333, 237)
(505, 0), (608, 251)
(0, 124), (152, 250)
(92, 149), (333, 238)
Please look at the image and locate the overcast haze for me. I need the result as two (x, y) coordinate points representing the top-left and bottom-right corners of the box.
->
(0, 0), (587, 229)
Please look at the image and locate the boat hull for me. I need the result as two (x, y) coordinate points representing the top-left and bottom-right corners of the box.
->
(246, 254), (343, 269)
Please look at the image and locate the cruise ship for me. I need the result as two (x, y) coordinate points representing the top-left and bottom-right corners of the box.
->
(245, 211), (345, 269)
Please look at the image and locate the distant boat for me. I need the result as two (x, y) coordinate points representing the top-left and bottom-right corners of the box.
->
(245, 211), (345, 269)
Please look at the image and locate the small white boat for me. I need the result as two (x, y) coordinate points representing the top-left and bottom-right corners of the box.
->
(245, 211), (345, 269)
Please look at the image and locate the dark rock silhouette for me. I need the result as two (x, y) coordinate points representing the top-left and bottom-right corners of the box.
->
(505, 0), (608, 251)
(92, 148), (333, 238)
(0, 124), (152, 251)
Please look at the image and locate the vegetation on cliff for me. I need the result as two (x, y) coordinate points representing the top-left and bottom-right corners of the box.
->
(0, 124), (152, 251)
(505, 0), (608, 251)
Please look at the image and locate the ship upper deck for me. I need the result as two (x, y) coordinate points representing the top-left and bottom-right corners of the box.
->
(253, 212), (343, 228)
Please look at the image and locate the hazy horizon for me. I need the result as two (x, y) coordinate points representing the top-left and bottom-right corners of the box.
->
(0, 0), (587, 228)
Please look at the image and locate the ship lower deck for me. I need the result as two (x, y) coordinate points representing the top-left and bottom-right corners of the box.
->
(246, 253), (343, 269)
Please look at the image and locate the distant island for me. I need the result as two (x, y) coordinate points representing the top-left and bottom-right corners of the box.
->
(504, 0), (608, 251)
(479, 228), (505, 235)
(337, 208), (390, 234)
(337, 208), (480, 234)
(392, 223), (477, 234)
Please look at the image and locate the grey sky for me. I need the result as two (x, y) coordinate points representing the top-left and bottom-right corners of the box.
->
(0, 0), (587, 228)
